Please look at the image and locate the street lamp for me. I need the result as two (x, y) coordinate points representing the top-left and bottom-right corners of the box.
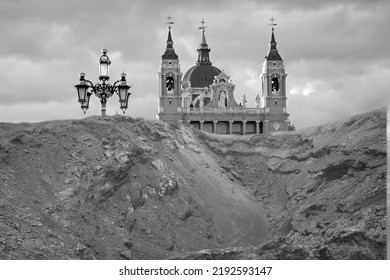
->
(74, 48), (132, 116)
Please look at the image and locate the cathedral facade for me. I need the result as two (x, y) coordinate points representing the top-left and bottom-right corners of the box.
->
(157, 18), (290, 135)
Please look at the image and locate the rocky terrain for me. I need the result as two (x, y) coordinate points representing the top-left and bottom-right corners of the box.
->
(0, 108), (386, 259)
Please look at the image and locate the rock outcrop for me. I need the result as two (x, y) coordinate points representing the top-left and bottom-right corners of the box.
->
(0, 116), (268, 259)
(0, 108), (386, 259)
(175, 108), (386, 259)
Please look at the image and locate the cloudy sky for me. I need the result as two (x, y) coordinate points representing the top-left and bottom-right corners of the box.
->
(0, 0), (389, 129)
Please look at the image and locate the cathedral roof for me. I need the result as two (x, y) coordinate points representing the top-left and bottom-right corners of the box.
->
(182, 64), (221, 88)
(182, 19), (221, 89)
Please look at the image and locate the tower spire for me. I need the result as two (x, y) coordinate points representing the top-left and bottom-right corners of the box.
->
(197, 18), (211, 64)
(268, 16), (277, 50)
(199, 18), (208, 46)
(266, 17), (282, 61)
(166, 14), (174, 47)
(162, 14), (178, 59)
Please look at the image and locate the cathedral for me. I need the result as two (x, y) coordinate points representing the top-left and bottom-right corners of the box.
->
(157, 17), (291, 134)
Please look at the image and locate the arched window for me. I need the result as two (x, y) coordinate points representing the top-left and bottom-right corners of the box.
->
(166, 76), (174, 91)
(219, 78), (226, 83)
(271, 77), (279, 91)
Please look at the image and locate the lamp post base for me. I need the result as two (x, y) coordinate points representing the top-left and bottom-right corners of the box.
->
(101, 103), (107, 117)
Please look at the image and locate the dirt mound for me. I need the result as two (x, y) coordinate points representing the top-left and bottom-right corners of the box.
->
(174, 108), (386, 260)
(0, 108), (386, 259)
(0, 116), (268, 259)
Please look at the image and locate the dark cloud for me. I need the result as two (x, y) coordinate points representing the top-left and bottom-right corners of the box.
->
(0, 0), (389, 128)
(251, 0), (388, 11)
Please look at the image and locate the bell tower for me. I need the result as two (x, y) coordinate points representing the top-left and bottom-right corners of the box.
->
(260, 17), (289, 131)
(158, 15), (182, 122)
(261, 17), (288, 113)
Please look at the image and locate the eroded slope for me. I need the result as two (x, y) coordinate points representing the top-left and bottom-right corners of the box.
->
(176, 108), (386, 259)
(0, 108), (386, 260)
(0, 117), (268, 259)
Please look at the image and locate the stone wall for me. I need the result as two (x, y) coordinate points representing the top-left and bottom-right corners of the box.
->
(203, 122), (213, 133)
(187, 120), (266, 135)
(216, 122), (229, 134)
(232, 122), (242, 135)
(246, 121), (256, 134)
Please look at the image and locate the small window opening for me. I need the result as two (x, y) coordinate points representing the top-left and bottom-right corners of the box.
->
(271, 77), (279, 91)
(169, 99), (172, 105)
(274, 100), (278, 106)
(168, 61), (172, 65)
(166, 76), (174, 91)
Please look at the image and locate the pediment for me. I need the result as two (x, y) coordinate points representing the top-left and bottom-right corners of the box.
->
(213, 71), (231, 84)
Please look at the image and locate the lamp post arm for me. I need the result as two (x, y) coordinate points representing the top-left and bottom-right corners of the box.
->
(91, 82), (103, 94)
(105, 83), (115, 97)
(112, 79), (125, 93)
(82, 79), (95, 91)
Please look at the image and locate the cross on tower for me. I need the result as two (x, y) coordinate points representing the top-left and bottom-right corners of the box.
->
(268, 16), (277, 31)
(166, 14), (174, 29)
(199, 18), (207, 32)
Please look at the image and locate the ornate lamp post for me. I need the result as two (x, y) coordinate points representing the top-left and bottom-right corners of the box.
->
(74, 48), (131, 116)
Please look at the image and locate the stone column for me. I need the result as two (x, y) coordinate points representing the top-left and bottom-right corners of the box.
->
(213, 120), (218, 134)
(229, 120), (233, 135)
(255, 121), (260, 134)
(162, 74), (166, 95)
(268, 76), (272, 96)
(176, 76), (180, 95)
(263, 120), (269, 133)
(242, 120), (247, 135)
(200, 120), (204, 131)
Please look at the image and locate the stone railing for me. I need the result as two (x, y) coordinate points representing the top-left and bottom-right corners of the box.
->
(181, 107), (264, 115)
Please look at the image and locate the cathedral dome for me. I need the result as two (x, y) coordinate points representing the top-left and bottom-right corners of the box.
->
(182, 64), (221, 89)
(182, 20), (221, 89)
